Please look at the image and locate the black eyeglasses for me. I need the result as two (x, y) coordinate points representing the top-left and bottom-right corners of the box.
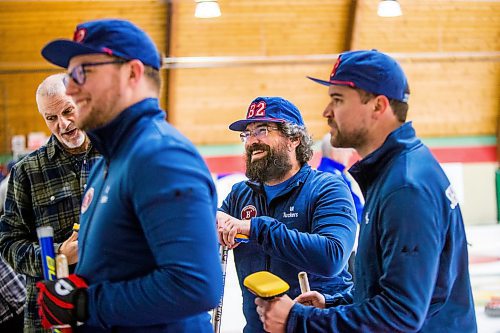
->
(64, 60), (128, 87)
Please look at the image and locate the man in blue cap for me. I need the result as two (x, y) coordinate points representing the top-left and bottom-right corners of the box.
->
(255, 50), (477, 332)
(217, 96), (358, 332)
(35, 19), (223, 332)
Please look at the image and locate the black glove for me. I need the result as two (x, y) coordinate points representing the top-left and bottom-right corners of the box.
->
(36, 274), (89, 328)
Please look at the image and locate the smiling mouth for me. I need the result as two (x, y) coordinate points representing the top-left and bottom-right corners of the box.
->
(76, 99), (89, 108)
(62, 128), (77, 136)
(251, 150), (268, 161)
(252, 149), (265, 155)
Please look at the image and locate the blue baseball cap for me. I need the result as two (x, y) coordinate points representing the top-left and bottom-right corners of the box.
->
(229, 97), (305, 131)
(308, 50), (409, 103)
(41, 19), (162, 70)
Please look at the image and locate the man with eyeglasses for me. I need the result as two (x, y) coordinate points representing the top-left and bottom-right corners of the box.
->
(0, 73), (100, 332)
(34, 19), (223, 333)
(217, 96), (358, 332)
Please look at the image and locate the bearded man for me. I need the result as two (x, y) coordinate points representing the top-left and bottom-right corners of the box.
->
(216, 96), (358, 333)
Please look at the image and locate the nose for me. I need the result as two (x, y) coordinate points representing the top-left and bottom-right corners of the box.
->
(58, 116), (71, 130)
(64, 77), (78, 97)
(322, 102), (334, 118)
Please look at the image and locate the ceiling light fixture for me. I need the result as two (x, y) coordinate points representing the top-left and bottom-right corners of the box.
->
(377, 0), (402, 17)
(195, 0), (221, 19)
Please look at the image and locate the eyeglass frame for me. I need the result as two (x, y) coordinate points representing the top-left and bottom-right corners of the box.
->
(64, 59), (129, 87)
(239, 125), (281, 143)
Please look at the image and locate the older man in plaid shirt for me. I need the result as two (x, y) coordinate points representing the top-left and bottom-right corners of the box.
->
(0, 74), (100, 332)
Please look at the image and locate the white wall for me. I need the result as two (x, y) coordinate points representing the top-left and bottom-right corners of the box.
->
(442, 162), (498, 225)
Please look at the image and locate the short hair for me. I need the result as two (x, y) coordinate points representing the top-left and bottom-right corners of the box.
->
(355, 88), (409, 123)
(144, 65), (161, 93)
(388, 99), (409, 122)
(35, 73), (66, 111)
(276, 122), (314, 165)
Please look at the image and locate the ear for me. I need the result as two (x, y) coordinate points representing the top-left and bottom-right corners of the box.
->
(289, 136), (301, 150)
(372, 95), (391, 119)
(127, 60), (145, 85)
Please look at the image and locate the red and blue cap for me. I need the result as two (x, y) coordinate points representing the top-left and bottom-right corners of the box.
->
(229, 97), (305, 131)
(308, 50), (410, 103)
(41, 19), (162, 70)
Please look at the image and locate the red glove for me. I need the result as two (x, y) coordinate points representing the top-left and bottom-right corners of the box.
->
(36, 274), (89, 328)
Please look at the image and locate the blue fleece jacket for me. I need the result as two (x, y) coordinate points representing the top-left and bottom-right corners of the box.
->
(286, 122), (477, 332)
(75, 98), (223, 332)
(221, 164), (357, 332)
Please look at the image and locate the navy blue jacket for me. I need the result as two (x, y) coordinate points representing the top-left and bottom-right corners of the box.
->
(75, 99), (223, 332)
(221, 164), (357, 332)
(287, 122), (477, 332)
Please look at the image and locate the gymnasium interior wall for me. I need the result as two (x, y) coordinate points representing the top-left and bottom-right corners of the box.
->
(0, 0), (498, 223)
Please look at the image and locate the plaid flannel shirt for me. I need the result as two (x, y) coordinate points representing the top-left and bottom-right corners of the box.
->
(0, 135), (100, 332)
(0, 256), (25, 323)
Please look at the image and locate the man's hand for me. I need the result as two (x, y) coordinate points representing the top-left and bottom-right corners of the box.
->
(59, 231), (78, 265)
(255, 295), (295, 333)
(36, 274), (88, 328)
(216, 211), (250, 249)
(294, 291), (326, 308)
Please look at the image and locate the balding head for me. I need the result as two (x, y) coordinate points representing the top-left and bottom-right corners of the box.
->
(36, 73), (66, 112)
(36, 74), (87, 151)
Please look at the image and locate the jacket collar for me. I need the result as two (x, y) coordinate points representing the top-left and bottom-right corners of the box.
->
(349, 122), (421, 196)
(87, 98), (161, 161)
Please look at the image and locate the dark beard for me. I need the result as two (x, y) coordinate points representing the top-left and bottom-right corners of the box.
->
(329, 119), (368, 150)
(332, 128), (368, 150)
(245, 142), (293, 183)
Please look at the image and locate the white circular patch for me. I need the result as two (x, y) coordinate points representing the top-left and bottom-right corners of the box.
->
(81, 187), (94, 214)
(241, 205), (257, 220)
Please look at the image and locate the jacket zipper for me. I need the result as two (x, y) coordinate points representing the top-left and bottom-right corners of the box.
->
(78, 163), (109, 266)
(260, 194), (271, 271)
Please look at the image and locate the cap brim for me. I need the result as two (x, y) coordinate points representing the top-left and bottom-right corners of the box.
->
(229, 118), (284, 131)
(306, 76), (332, 86)
(41, 40), (103, 68)
(307, 76), (359, 90)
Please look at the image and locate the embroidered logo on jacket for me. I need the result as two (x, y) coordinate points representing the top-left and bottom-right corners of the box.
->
(364, 211), (370, 224)
(445, 185), (458, 209)
(100, 185), (110, 204)
(283, 206), (298, 218)
(81, 187), (94, 214)
(241, 205), (257, 220)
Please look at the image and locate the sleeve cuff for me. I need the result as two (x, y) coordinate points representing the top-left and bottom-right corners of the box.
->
(286, 303), (302, 332)
(249, 216), (260, 240)
(324, 291), (352, 307)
